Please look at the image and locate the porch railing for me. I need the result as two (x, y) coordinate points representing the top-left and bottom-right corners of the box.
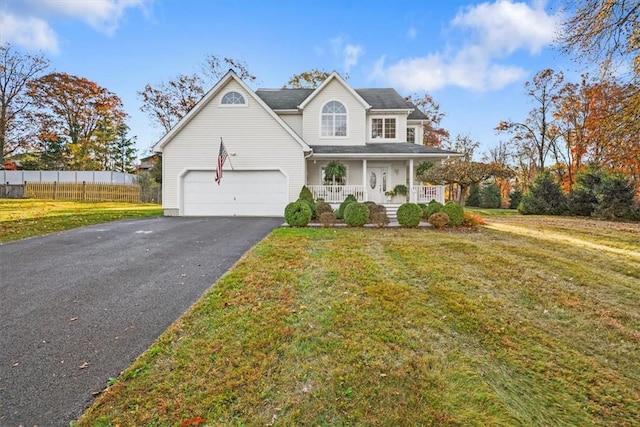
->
(412, 185), (445, 204)
(308, 185), (365, 203)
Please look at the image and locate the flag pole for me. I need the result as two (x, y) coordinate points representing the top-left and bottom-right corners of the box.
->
(222, 137), (235, 170)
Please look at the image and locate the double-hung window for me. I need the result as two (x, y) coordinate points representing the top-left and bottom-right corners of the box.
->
(371, 118), (396, 139)
(321, 101), (347, 137)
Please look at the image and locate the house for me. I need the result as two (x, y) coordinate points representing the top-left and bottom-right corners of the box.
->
(153, 70), (460, 216)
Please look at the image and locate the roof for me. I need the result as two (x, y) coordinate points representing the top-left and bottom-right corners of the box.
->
(310, 143), (460, 157)
(255, 86), (427, 118)
(254, 88), (313, 110)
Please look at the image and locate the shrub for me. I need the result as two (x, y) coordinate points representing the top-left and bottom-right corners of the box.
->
(315, 202), (333, 217)
(466, 183), (481, 207)
(567, 188), (597, 216)
(337, 194), (357, 219)
(299, 185), (314, 203)
(518, 172), (567, 215)
(344, 202), (370, 227)
(593, 173), (636, 220)
(319, 211), (337, 227)
(368, 203), (386, 217)
(442, 201), (464, 226)
(461, 211), (486, 228)
(284, 200), (312, 227)
(370, 211), (390, 227)
(428, 212), (450, 228)
(508, 190), (522, 209)
(425, 200), (443, 218)
(299, 199), (316, 219)
(397, 203), (423, 227)
(479, 183), (501, 209)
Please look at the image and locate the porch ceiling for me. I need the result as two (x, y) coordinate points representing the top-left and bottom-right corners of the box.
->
(309, 143), (461, 159)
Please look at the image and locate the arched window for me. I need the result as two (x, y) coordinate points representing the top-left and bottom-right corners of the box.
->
(221, 91), (246, 105)
(321, 101), (347, 137)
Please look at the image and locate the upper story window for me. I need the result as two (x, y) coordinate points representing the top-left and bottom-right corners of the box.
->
(371, 118), (396, 139)
(221, 91), (246, 105)
(321, 101), (347, 137)
(407, 127), (416, 143)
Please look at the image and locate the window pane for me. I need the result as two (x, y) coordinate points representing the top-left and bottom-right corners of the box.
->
(385, 118), (396, 139)
(222, 91), (245, 104)
(335, 116), (347, 136)
(372, 119), (383, 138)
(407, 127), (415, 143)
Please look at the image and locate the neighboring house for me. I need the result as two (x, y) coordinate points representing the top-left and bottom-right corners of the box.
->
(154, 70), (460, 216)
(136, 154), (159, 173)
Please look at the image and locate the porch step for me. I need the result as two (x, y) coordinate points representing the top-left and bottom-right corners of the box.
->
(382, 204), (399, 220)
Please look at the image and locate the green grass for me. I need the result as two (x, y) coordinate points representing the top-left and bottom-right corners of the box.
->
(78, 217), (640, 426)
(0, 199), (162, 243)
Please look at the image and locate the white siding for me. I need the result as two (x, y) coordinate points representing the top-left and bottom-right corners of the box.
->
(302, 79), (366, 146)
(279, 113), (303, 137)
(162, 79), (305, 214)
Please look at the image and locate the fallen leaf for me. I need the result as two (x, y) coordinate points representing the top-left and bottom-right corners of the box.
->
(70, 317), (78, 321)
(181, 417), (206, 426)
(79, 362), (89, 369)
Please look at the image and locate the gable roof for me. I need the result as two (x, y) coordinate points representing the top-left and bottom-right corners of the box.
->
(297, 72), (371, 110)
(153, 70), (311, 153)
(255, 84), (428, 120)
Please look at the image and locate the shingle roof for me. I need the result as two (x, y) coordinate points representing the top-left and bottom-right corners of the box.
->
(255, 88), (313, 110)
(310, 143), (459, 156)
(255, 87), (428, 120)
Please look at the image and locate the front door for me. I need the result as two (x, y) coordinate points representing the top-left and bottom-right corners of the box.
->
(367, 167), (388, 203)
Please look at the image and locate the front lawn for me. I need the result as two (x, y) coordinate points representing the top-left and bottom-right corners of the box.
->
(77, 215), (640, 426)
(0, 199), (162, 243)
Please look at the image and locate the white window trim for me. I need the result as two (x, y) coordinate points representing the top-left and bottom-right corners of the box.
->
(319, 100), (349, 139)
(407, 125), (418, 143)
(220, 91), (248, 107)
(370, 116), (397, 141)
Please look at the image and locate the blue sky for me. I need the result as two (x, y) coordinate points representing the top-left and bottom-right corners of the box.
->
(1, 0), (577, 161)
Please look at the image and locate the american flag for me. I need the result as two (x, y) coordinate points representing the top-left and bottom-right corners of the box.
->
(214, 138), (228, 185)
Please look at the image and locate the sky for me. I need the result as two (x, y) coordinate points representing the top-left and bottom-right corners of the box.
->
(0, 0), (580, 161)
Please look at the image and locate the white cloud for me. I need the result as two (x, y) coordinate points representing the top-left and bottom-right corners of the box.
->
(0, 0), (151, 52)
(0, 12), (59, 53)
(343, 44), (363, 72)
(371, 0), (560, 92)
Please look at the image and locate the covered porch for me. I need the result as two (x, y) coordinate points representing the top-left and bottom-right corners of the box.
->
(306, 143), (456, 205)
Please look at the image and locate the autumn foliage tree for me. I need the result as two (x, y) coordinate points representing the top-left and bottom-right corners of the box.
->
(28, 72), (127, 170)
(285, 69), (336, 89)
(0, 43), (49, 167)
(406, 92), (450, 147)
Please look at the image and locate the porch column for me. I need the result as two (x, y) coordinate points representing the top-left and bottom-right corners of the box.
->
(409, 159), (415, 202)
(362, 159), (368, 202)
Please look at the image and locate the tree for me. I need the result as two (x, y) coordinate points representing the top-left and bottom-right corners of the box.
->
(285, 69), (335, 89)
(140, 55), (256, 133)
(110, 124), (137, 172)
(0, 44), (49, 166)
(559, 0), (639, 78)
(518, 171), (567, 215)
(496, 69), (564, 170)
(27, 72), (126, 170)
(418, 159), (512, 205)
(406, 92), (450, 147)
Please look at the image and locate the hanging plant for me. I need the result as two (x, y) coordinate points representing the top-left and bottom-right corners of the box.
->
(324, 160), (346, 185)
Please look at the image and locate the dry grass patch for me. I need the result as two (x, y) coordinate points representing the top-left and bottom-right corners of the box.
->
(0, 199), (162, 243)
(78, 219), (639, 426)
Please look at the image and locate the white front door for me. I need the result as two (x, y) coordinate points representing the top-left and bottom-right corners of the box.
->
(367, 167), (388, 203)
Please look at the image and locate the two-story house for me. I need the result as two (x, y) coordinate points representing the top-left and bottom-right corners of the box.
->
(154, 70), (460, 216)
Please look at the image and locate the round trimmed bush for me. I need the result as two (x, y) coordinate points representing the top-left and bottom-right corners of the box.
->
(425, 200), (443, 218)
(337, 194), (357, 219)
(284, 200), (312, 227)
(442, 201), (464, 226)
(344, 202), (370, 227)
(315, 202), (333, 217)
(397, 203), (423, 228)
(428, 212), (450, 228)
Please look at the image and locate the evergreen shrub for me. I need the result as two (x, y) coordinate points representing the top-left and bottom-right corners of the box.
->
(397, 203), (423, 227)
(284, 200), (312, 227)
(344, 202), (370, 227)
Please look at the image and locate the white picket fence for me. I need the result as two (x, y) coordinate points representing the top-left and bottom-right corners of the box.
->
(0, 170), (137, 185)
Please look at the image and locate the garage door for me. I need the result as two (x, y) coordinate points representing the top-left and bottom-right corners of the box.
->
(182, 170), (288, 216)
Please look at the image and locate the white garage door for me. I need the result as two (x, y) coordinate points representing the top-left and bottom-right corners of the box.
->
(182, 170), (288, 216)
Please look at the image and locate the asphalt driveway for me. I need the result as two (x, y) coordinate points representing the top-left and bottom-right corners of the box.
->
(0, 216), (282, 426)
